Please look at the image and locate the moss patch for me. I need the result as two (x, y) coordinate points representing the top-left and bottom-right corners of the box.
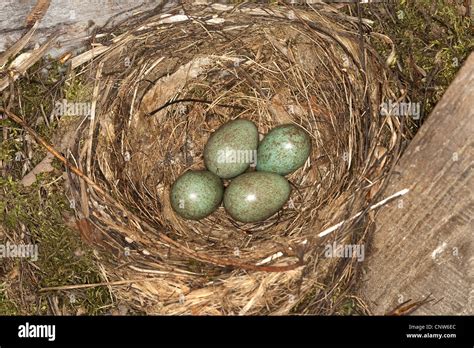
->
(0, 283), (18, 315)
(0, 176), (113, 314)
(1, 57), (111, 315)
(364, 0), (472, 121)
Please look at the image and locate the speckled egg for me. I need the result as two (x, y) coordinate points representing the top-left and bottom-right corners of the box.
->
(204, 119), (258, 179)
(223, 172), (291, 223)
(256, 124), (311, 176)
(170, 170), (224, 220)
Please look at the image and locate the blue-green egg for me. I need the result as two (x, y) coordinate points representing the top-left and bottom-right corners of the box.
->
(204, 119), (258, 179)
(223, 172), (291, 223)
(170, 170), (224, 220)
(256, 124), (311, 176)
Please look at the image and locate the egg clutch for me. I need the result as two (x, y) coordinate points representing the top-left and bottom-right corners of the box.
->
(170, 119), (311, 223)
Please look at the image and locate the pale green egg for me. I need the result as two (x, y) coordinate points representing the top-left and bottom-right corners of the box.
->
(256, 124), (311, 176)
(223, 172), (291, 223)
(204, 119), (258, 179)
(170, 170), (224, 220)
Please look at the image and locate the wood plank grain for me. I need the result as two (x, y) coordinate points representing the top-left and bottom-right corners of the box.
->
(0, 0), (168, 57)
(359, 53), (474, 315)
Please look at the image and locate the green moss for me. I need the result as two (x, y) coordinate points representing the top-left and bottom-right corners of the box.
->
(365, 0), (472, 120)
(335, 297), (358, 315)
(0, 55), (109, 314)
(0, 120), (23, 165)
(0, 173), (112, 315)
(64, 73), (92, 102)
(1, 2), (470, 316)
(0, 283), (18, 315)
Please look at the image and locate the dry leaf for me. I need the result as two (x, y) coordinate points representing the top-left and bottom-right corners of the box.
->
(21, 154), (55, 187)
(75, 218), (101, 245)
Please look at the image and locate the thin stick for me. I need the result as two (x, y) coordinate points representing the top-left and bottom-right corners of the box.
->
(39, 277), (164, 292)
(86, 62), (103, 175)
(0, 34), (57, 92)
(256, 189), (409, 265)
(25, 0), (51, 27)
(0, 22), (39, 69)
(317, 188), (409, 237)
(1, 108), (301, 273)
(0, 108), (109, 198)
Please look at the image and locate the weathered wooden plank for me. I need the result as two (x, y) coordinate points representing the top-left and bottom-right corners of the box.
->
(359, 53), (474, 315)
(0, 0), (168, 57)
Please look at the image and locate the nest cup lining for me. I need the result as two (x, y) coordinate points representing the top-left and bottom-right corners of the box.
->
(71, 3), (406, 314)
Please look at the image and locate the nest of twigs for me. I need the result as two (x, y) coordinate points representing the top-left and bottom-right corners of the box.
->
(66, 2), (409, 314)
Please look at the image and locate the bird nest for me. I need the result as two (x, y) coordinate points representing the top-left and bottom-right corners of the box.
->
(67, 3), (409, 314)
